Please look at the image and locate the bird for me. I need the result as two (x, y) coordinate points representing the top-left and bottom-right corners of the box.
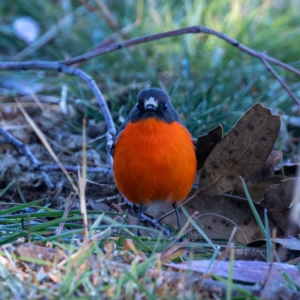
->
(111, 88), (197, 235)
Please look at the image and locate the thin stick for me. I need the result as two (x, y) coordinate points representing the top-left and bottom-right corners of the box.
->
(87, 133), (106, 145)
(262, 55), (300, 106)
(0, 126), (42, 170)
(42, 164), (112, 175)
(0, 63), (116, 136)
(62, 25), (300, 78)
(0, 126), (54, 190)
(0, 26), (299, 111)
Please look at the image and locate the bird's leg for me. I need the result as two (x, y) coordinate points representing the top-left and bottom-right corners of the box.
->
(137, 204), (143, 236)
(172, 203), (181, 231)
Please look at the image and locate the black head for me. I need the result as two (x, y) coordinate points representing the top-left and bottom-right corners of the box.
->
(129, 88), (180, 123)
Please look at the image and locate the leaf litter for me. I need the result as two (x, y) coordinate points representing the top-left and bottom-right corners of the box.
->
(1, 100), (300, 298)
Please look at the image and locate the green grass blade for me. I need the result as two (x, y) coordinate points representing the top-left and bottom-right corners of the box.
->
(264, 209), (271, 263)
(240, 176), (267, 237)
(0, 199), (45, 216)
(181, 205), (220, 255)
(0, 180), (15, 196)
(226, 249), (234, 300)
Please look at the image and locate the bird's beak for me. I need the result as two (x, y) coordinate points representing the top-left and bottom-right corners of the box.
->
(145, 103), (157, 110)
(144, 97), (158, 111)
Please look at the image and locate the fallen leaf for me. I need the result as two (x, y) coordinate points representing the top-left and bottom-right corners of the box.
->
(104, 240), (117, 253)
(260, 178), (297, 210)
(197, 103), (281, 196)
(194, 125), (223, 170)
(160, 240), (188, 263)
(146, 194), (276, 244)
(233, 175), (285, 202)
(166, 259), (300, 287)
(123, 239), (147, 259)
(16, 243), (65, 262)
(259, 178), (300, 234)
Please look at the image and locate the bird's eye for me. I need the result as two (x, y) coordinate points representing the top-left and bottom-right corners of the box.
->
(136, 102), (141, 110)
(163, 103), (168, 110)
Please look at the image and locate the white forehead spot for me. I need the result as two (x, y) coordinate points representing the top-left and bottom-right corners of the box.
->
(144, 97), (158, 108)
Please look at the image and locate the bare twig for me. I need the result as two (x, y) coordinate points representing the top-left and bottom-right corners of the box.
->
(262, 54), (300, 106)
(0, 63), (115, 136)
(42, 164), (112, 175)
(0, 126), (112, 189)
(0, 127), (42, 170)
(0, 126), (54, 190)
(65, 26), (300, 107)
(62, 25), (300, 79)
(87, 133), (106, 145)
(40, 171), (55, 190)
(0, 62), (116, 170)
(0, 25), (299, 131)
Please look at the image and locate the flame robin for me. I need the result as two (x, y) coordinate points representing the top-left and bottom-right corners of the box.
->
(111, 88), (196, 235)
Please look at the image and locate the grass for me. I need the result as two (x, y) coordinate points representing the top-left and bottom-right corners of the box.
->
(1, 0), (300, 298)
(0, 196), (219, 298)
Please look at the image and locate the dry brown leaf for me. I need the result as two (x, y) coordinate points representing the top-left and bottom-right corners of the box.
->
(194, 124), (223, 170)
(15, 243), (65, 262)
(260, 178), (297, 210)
(233, 175), (285, 202)
(104, 241), (117, 253)
(0, 255), (11, 270)
(197, 103), (281, 196)
(160, 240), (188, 263)
(259, 178), (299, 234)
(232, 151), (283, 201)
(146, 194), (276, 244)
(123, 239), (147, 259)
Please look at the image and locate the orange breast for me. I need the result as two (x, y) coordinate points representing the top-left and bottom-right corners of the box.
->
(113, 118), (196, 205)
